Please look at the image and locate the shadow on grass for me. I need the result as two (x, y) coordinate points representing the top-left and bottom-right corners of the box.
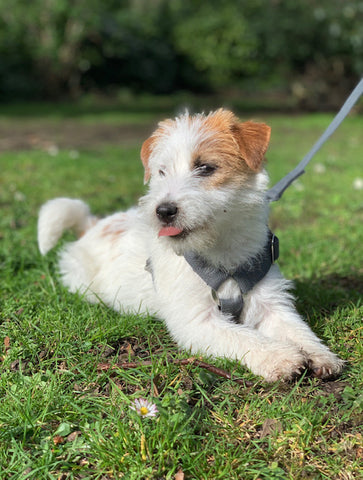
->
(294, 272), (362, 331)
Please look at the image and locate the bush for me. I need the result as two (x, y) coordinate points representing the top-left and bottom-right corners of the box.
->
(0, 0), (361, 105)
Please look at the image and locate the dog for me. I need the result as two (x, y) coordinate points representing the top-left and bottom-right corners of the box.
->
(38, 109), (344, 382)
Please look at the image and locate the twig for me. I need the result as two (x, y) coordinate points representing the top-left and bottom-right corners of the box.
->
(97, 356), (254, 387)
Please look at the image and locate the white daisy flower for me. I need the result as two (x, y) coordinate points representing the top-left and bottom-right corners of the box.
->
(130, 398), (158, 418)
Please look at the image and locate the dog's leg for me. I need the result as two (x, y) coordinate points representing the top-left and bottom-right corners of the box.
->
(243, 269), (344, 379)
(174, 313), (310, 382)
(159, 301), (309, 382)
(252, 309), (344, 379)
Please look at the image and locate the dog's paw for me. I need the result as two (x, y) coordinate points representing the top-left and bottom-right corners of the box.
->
(249, 344), (309, 382)
(307, 351), (345, 379)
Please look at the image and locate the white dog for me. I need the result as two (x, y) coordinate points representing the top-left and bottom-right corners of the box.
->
(38, 109), (344, 382)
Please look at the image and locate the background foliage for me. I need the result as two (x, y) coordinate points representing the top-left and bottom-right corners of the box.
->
(0, 0), (362, 106)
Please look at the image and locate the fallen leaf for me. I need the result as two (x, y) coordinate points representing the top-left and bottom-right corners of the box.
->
(53, 435), (65, 445)
(4, 336), (10, 352)
(175, 468), (185, 480)
(126, 342), (135, 356)
(356, 446), (363, 459)
(67, 430), (82, 442)
(260, 418), (282, 438)
(152, 380), (159, 397)
(10, 359), (20, 371)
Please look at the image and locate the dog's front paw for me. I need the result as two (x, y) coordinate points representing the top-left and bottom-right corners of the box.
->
(249, 344), (309, 382)
(307, 351), (345, 379)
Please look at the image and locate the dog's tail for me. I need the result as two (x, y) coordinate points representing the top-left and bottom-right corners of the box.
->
(38, 198), (97, 255)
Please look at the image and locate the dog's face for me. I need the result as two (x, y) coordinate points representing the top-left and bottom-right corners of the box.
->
(139, 109), (271, 255)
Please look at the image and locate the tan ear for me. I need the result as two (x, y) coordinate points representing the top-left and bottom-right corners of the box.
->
(231, 121), (271, 172)
(140, 137), (154, 183)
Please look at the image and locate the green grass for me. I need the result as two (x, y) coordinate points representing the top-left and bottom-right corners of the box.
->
(0, 104), (362, 479)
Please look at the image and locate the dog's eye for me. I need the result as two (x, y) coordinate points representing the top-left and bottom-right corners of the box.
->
(159, 169), (166, 177)
(195, 163), (217, 177)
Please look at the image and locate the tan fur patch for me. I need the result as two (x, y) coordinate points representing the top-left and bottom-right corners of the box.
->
(101, 214), (128, 239)
(140, 137), (154, 183)
(231, 120), (271, 172)
(193, 109), (271, 188)
(102, 224), (125, 238)
(140, 109), (271, 188)
(140, 119), (176, 183)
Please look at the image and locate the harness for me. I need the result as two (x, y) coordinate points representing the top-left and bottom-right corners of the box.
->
(184, 232), (279, 321)
(147, 79), (363, 321)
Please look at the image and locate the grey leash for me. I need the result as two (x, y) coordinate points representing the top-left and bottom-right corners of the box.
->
(266, 78), (363, 202)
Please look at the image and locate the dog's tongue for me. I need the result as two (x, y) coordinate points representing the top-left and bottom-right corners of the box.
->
(158, 226), (183, 237)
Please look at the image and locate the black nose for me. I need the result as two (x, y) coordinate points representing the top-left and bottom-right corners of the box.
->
(156, 202), (178, 224)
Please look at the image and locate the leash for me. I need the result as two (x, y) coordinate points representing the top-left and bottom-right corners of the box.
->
(266, 78), (363, 202)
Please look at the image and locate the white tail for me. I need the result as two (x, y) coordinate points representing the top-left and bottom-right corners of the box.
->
(38, 198), (96, 255)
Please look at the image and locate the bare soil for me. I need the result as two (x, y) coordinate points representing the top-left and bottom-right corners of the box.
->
(0, 120), (152, 151)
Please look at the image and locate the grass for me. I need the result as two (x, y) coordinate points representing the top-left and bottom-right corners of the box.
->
(0, 102), (362, 479)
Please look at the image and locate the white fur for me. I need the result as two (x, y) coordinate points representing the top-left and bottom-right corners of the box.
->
(38, 198), (97, 255)
(37, 110), (344, 382)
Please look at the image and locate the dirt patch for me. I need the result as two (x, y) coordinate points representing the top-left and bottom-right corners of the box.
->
(0, 120), (153, 151)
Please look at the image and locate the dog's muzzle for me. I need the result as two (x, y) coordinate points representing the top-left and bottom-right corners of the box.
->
(156, 202), (178, 224)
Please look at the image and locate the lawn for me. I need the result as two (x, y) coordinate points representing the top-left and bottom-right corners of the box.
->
(0, 100), (362, 480)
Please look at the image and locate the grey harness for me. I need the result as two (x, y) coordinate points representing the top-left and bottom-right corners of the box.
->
(184, 232), (279, 321)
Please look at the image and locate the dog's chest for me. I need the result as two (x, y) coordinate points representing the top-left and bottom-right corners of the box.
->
(146, 250), (215, 312)
(145, 247), (243, 324)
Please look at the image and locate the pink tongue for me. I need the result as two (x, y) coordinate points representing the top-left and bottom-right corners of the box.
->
(158, 226), (183, 237)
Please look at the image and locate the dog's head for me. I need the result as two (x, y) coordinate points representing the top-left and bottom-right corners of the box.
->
(139, 109), (271, 256)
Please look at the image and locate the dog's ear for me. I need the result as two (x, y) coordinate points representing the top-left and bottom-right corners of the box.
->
(140, 137), (154, 184)
(231, 121), (271, 172)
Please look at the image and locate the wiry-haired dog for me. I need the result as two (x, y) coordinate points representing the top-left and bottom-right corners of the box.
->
(38, 109), (344, 382)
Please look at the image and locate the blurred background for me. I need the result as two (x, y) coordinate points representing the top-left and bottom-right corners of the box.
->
(1, 0), (362, 110)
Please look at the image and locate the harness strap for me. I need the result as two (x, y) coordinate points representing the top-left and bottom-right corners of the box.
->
(266, 78), (363, 202)
(184, 232), (279, 322)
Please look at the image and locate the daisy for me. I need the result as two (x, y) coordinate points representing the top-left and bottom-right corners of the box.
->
(130, 398), (158, 418)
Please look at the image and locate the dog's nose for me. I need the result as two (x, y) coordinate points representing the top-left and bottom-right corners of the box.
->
(156, 202), (178, 224)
